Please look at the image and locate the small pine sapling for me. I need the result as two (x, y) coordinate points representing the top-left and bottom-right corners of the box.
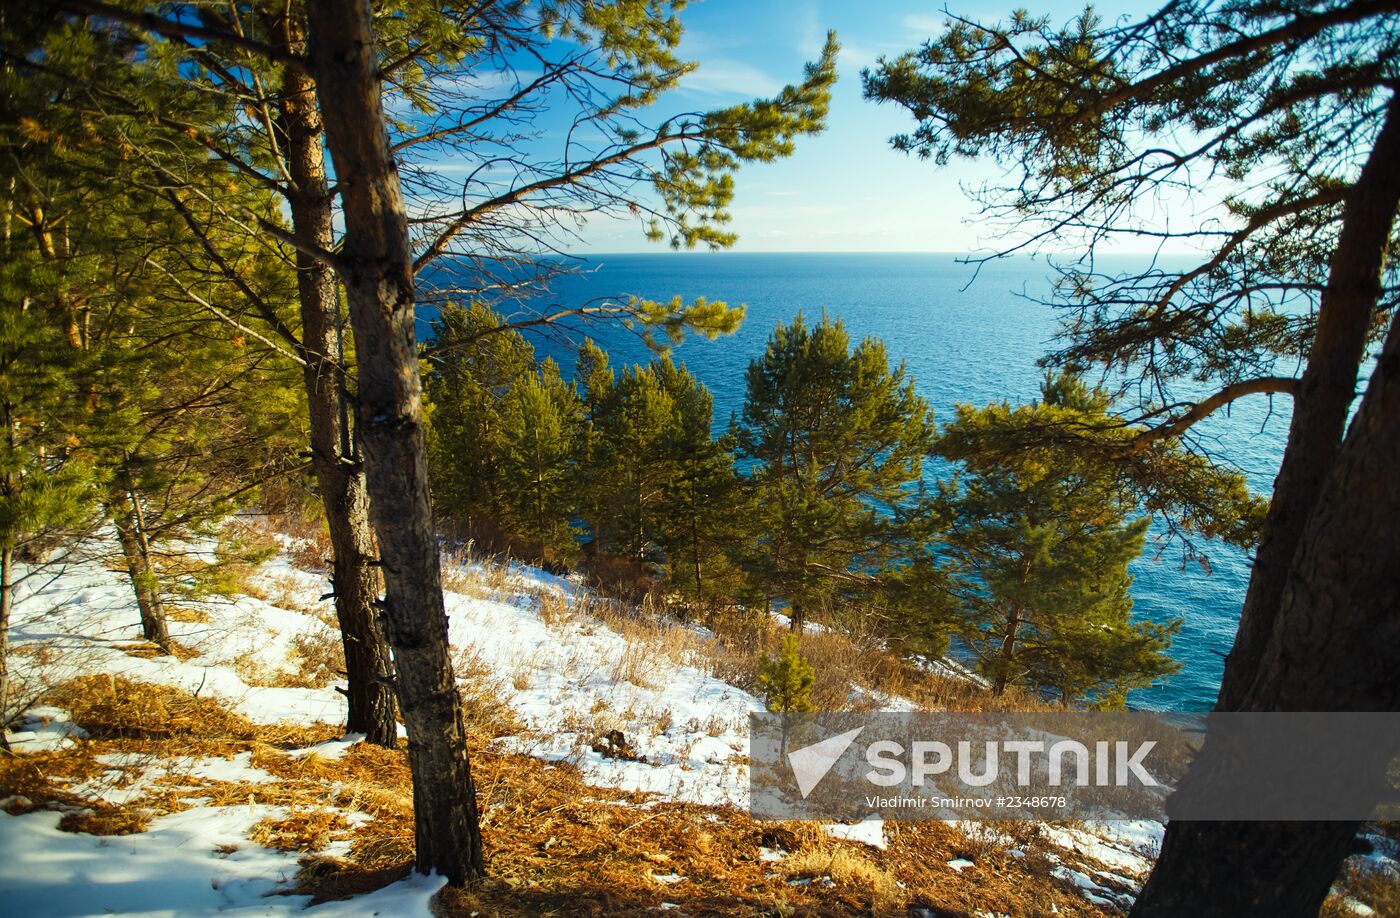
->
(758, 633), (816, 713)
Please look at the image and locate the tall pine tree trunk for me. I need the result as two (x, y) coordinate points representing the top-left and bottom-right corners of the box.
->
(1132, 305), (1400, 918)
(271, 15), (397, 748)
(306, 0), (484, 883)
(992, 603), (1022, 695)
(1133, 93), (1400, 917)
(111, 489), (170, 652)
(1216, 93), (1400, 710)
(0, 545), (12, 745)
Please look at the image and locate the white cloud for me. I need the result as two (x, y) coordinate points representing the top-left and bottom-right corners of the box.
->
(839, 40), (894, 73)
(680, 59), (783, 97)
(902, 13), (946, 35)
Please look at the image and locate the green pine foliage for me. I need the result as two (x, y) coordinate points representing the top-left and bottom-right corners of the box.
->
(581, 359), (683, 561)
(0, 293), (102, 564)
(496, 361), (585, 567)
(424, 302), (538, 536)
(654, 365), (749, 607)
(578, 349), (751, 604)
(1, 12), (305, 645)
(757, 633), (816, 714)
(735, 314), (936, 632)
(933, 372), (1181, 706)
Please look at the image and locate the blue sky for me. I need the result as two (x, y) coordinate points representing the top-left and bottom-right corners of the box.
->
(560, 0), (1165, 254)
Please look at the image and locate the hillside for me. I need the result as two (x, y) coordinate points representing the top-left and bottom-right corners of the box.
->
(1, 521), (1393, 917)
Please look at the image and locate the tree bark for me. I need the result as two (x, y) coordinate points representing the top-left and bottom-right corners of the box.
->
(1132, 305), (1400, 917)
(1133, 124), (1400, 911)
(111, 490), (170, 652)
(789, 599), (805, 634)
(0, 546), (13, 745)
(305, 0), (484, 884)
(993, 603), (1022, 695)
(1216, 92), (1400, 710)
(270, 13), (398, 748)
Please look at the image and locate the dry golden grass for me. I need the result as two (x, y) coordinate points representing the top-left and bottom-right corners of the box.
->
(1321, 859), (1400, 918)
(454, 645), (526, 739)
(234, 508), (332, 575)
(285, 531), (334, 574)
(46, 675), (259, 743)
(440, 548), (515, 602)
(251, 808), (354, 853)
(166, 606), (211, 624)
(288, 629), (347, 689)
(780, 842), (904, 908)
(532, 587), (571, 628)
(1, 676), (1126, 918)
(120, 639), (201, 663)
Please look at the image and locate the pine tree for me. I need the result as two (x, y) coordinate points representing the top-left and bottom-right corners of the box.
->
(55, 0), (839, 885)
(757, 633), (816, 714)
(2, 17), (308, 657)
(425, 302), (537, 540)
(867, 9), (1400, 905)
(654, 362), (748, 607)
(581, 359), (682, 562)
(934, 373), (1179, 705)
(496, 361), (584, 567)
(736, 314), (936, 632)
(0, 298), (101, 727)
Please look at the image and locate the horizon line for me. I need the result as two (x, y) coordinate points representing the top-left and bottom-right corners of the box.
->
(562, 249), (1179, 258)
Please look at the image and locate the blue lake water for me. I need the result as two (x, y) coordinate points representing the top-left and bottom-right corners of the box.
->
(433, 252), (1292, 712)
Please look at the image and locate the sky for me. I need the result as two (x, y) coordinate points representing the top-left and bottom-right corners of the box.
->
(537, 0), (1168, 254)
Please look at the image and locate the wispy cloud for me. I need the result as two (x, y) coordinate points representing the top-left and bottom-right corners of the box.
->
(680, 59), (783, 97)
(805, 3), (828, 54)
(839, 40), (894, 73)
(902, 13), (946, 35)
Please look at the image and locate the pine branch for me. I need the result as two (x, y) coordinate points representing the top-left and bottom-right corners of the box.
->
(58, 0), (298, 65)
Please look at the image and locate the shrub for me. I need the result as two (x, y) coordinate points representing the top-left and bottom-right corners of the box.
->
(758, 634), (816, 713)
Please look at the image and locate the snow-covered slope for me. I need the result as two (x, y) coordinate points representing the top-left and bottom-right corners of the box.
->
(3, 532), (1393, 916)
(0, 535), (770, 916)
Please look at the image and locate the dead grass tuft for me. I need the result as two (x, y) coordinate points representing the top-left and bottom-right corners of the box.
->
(440, 548), (515, 602)
(454, 646), (525, 739)
(250, 808), (354, 853)
(120, 639), (201, 663)
(533, 587), (570, 628)
(289, 856), (413, 904)
(781, 843), (903, 908)
(1321, 859), (1400, 918)
(58, 807), (150, 836)
(288, 629), (346, 689)
(285, 530), (334, 574)
(46, 675), (258, 742)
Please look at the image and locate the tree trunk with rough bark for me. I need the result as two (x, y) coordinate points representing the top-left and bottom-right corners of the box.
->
(1216, 93), (1400, 710)
(305, 0), (484, 884)
(789, 599), (805, 634)
(271, 15), (397, 748)
(1132, 309), (1400, 918)
(111, 491), (170, 652)
(0, 546), (12, 744)
(992, 603), (1022, 695)
(1133, 93), (1400, 918)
